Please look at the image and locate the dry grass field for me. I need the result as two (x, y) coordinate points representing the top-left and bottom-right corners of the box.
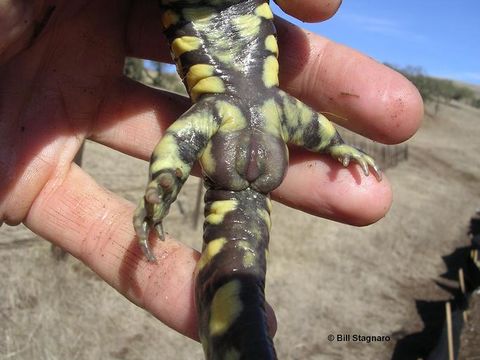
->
(1, 100), (479, 359)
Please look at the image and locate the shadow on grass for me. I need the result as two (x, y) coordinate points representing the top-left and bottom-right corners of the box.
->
(391, 213), (480, 360)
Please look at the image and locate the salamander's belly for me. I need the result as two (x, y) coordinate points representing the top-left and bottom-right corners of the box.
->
(133, 0), (382, 358)
(200, 128), (288, 192)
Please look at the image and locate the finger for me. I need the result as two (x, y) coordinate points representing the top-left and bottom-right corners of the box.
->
(126, 13), (422, 145)
(90, 77), (189, 159)
(90, 78), (390, 225)
(275, 17), (423, 144)
(25, 164), (200, 339)
(274, 0), (342, 22)
(125, 0), (171, 63)
(25, 163), (278, 339)
(272, 150), (392, 226)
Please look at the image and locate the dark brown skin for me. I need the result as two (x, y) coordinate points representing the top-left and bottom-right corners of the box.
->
(0, 0), (422, 341)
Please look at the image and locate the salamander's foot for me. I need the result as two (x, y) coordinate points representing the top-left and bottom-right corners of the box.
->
(329, 144), (382, 181)
(133, 170), (182, 262)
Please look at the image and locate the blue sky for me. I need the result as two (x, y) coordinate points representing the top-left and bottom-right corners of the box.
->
(272, 0), (480, 84)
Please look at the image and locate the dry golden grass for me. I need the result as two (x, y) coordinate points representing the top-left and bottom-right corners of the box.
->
(1, 101), (480, 359)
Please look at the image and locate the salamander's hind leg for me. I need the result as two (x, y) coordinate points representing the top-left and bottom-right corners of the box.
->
(134, 100), (220, 261)
(277, 90), (382, 181)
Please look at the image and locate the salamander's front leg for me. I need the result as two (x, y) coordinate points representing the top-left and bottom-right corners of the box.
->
(277, 90), (382, 181)
(134, 101), (220, 261)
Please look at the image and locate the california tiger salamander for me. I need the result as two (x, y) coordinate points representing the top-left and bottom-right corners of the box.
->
(133, 1), (381, 358)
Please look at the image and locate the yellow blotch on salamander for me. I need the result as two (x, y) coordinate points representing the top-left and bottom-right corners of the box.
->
(265, 34), (278, 56)
(233, 14), (261, 38)
(191, 76), (225, 102)
(255, 2), (274, 19)
(205, 199), (238, 225)
(260, 98), (283, 137)
(257, 208), (271, 231)
(279, 94), (302, 141)
(317, 114), (338, 150)
(165, 109), (219, 147)
(209, 280), (243, 336)
(216, 101), (247, 133)
(186, 64), (215, 90)
(197, 237), (228, 272)
(236, 240), (256, 268)
(200, 141), (216, 175)
(171, 36), (202, 58)
(262, 55), (279, 88)
(182, 6), (215, 22)
(150, 134), (188, 178)
(266, 197), (273, 213)
(161, 9), (180, 29)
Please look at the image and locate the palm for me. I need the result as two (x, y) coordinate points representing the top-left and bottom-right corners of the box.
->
(0, 0), (422, 340)
(0, 1), (127, 222)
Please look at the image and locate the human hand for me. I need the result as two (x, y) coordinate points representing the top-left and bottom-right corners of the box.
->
(0, 0), (422, 341)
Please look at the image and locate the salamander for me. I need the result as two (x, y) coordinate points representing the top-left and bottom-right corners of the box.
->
(133, 0), (382, 358)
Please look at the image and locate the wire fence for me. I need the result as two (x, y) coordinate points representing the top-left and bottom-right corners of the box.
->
(339, 129), (409, 170)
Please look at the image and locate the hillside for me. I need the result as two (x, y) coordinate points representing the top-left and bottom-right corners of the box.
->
(1, 101), (479, 359)
(455, 81), (480, 99)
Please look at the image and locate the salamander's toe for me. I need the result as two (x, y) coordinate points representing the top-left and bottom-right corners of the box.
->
(329, 144), (382, 181)
(133, 199), (157, 262)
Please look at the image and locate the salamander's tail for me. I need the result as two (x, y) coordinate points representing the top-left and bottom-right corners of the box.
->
(195, 187), (276, 360)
